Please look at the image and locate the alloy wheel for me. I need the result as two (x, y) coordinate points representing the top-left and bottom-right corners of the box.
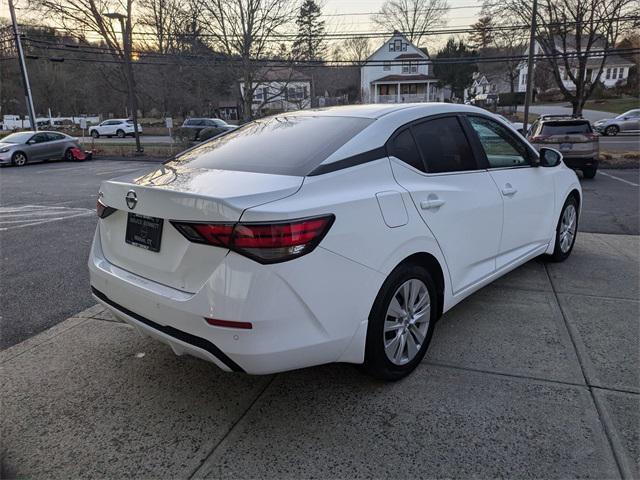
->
(384, 278), (431, 365)
(559, 204), (577, 253)
(13, 153), (27, 166)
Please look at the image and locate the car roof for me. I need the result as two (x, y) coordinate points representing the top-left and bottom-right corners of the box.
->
(282, 102), (491, 120)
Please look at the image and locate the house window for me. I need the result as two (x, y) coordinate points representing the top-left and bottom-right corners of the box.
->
(611, 67), (617, 79)
(605, 68), (611, 79)
(383, 61), (391, 71)
(394, 39), (402, 51)
(389, 42), (394, 51)
(402, 62), (417, 73)
(402, 43), (407, 51)
(618, 68), (624, 79)
(521, 73), (527, 85)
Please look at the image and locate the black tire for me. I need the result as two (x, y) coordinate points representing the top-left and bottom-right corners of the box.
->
(116, 129), (125, 138)
(604, 125), (619, 136)
(64, 148), (75, 162)
(91, 130), (99, 139)
(363, 263), (438, 381)
(549, 195), (579, 262)
(11, 151), (27, 167)
(582, 166), (597, 179)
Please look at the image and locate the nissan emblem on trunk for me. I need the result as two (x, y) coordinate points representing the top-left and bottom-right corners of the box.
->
(126, 190), (137, 210)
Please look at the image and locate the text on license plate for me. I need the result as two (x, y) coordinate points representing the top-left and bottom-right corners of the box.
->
(125, 213), (163, 252)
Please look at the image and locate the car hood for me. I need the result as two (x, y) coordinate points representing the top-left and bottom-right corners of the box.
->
(0, 142), (18, 150)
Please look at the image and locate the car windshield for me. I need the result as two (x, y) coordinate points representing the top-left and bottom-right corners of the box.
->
(541, 121), (592, 135)
(618, 110), (639, 118)
(1, 132), (34, 144)
(167, 115), (374, 176)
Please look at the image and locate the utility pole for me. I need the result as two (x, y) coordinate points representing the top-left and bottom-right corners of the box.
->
(105, 12), (143, 154)
(8, 0), (37, 131)
(522, 0), (538, 135)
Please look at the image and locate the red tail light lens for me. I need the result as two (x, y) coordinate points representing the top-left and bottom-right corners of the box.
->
(171, 215), (335, 264)
(96, 197), (116, 219)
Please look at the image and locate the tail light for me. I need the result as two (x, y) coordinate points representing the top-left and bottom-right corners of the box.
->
(96, 197), (116, 219)
(171, 215), (335, 264)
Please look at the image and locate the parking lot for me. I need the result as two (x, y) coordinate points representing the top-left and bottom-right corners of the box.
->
(1, 159), (638, 478)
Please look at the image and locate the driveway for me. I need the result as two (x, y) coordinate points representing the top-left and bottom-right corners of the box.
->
(1, 232), (638, 479)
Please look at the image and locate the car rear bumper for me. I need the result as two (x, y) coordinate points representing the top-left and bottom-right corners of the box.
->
(562, 157), (599, 169)
(88, 225), (382, 374)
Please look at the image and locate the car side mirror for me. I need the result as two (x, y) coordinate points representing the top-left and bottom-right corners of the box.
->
(539, 147), (562, 167)
(27, 139), (35, 145)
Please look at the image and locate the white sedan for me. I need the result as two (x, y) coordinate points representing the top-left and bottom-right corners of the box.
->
(89, 104), (580, 380)
(89, 119), (142, 138)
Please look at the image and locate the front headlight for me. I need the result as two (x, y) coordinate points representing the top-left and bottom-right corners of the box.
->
(0, 148), (9, 153)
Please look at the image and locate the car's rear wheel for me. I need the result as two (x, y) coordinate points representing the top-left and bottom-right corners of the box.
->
(604, 125), (619, 136)
(12, 152), (27, 167)
(364, 263), (438, 381)
(116, 129), (125, 138)
(549, 195), (579, 262)
(582, 166), (597, 179)
(91, 130), (99, 138)
(64, 148), (74, 162)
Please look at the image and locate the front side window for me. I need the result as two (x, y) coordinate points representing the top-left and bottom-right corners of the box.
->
(31, 133), (49, 143)
(411, 117), (477, 173)
(387, 128), (424, 172)
(468, 116), (530, 168)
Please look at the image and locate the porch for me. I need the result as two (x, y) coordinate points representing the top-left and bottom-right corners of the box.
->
(372, 81), (439, 103)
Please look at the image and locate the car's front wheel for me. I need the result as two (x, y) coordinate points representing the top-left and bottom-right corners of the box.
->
(12, 152), (27, 167)
(364, 263), (438, 381)
(64, 148), (75, 162)
(549, 195), (579, 262)
(116, 129), (125, 138)
(604, 125), (619, 136)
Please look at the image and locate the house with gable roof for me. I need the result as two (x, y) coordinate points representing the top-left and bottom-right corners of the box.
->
(360, 31), (446, 104)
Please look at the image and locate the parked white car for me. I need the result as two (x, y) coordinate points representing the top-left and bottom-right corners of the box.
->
(89, 104), (581, 380)
(89, 119), (142, 138)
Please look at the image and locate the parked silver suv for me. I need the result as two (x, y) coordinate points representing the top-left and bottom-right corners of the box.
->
(593, 109), (640, 136)
(528, 115), (599, 179)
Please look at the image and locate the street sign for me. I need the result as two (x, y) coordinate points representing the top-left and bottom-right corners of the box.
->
(165, 117), (173, 129)
(79, 118), (87, 129)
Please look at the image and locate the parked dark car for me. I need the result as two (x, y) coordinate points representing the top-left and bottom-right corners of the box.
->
(180, 118), (237, 141)
(528, 115), (599, 179)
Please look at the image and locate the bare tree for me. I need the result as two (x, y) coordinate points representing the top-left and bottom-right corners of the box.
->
(492, 28), (527, 93)
(199, 0), (298, 120)
(371, 0), (450, 47)
(341, 36), (372, 64)
(28, 0), (143, 148)
(486, 0), (638, 115)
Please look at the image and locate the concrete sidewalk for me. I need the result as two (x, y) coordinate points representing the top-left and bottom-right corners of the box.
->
(2, 233), (638, 479)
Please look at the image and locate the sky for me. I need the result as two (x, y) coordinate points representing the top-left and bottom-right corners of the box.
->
(0, 0), (483, 52)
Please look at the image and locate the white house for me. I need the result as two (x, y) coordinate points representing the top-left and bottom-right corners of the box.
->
(238, 67), (312, 115)
(360, 31), (445, 104)
(517, 37), (634, 92)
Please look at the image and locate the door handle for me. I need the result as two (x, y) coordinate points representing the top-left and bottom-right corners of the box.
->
(420, 198), (445, 210)
(501, 184), (518, 196)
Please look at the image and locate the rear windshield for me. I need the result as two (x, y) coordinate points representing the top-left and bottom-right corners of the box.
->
(167, 115), (374, 176)
(541, 121), (592, 135)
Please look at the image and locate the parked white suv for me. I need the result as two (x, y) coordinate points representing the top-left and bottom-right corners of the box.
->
(89, 119), (142, 138)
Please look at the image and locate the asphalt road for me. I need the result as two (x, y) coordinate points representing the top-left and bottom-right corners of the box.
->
(0, 159), (638, 350)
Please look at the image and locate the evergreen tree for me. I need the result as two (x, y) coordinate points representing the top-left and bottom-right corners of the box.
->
(292, 0), (327, 62)
(433, 38), (477, 100)
(468, 16), (494, 50)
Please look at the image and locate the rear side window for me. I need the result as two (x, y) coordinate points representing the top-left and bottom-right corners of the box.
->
(168, 115), (374, 176)
(47, 133), (65, 141)
(387, 129), (424, 172)
(541, 121), (592, 135)
(411, 117), (477, 173)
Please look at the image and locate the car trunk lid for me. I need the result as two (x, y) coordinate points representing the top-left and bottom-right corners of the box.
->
(98, 165), (303, 292)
